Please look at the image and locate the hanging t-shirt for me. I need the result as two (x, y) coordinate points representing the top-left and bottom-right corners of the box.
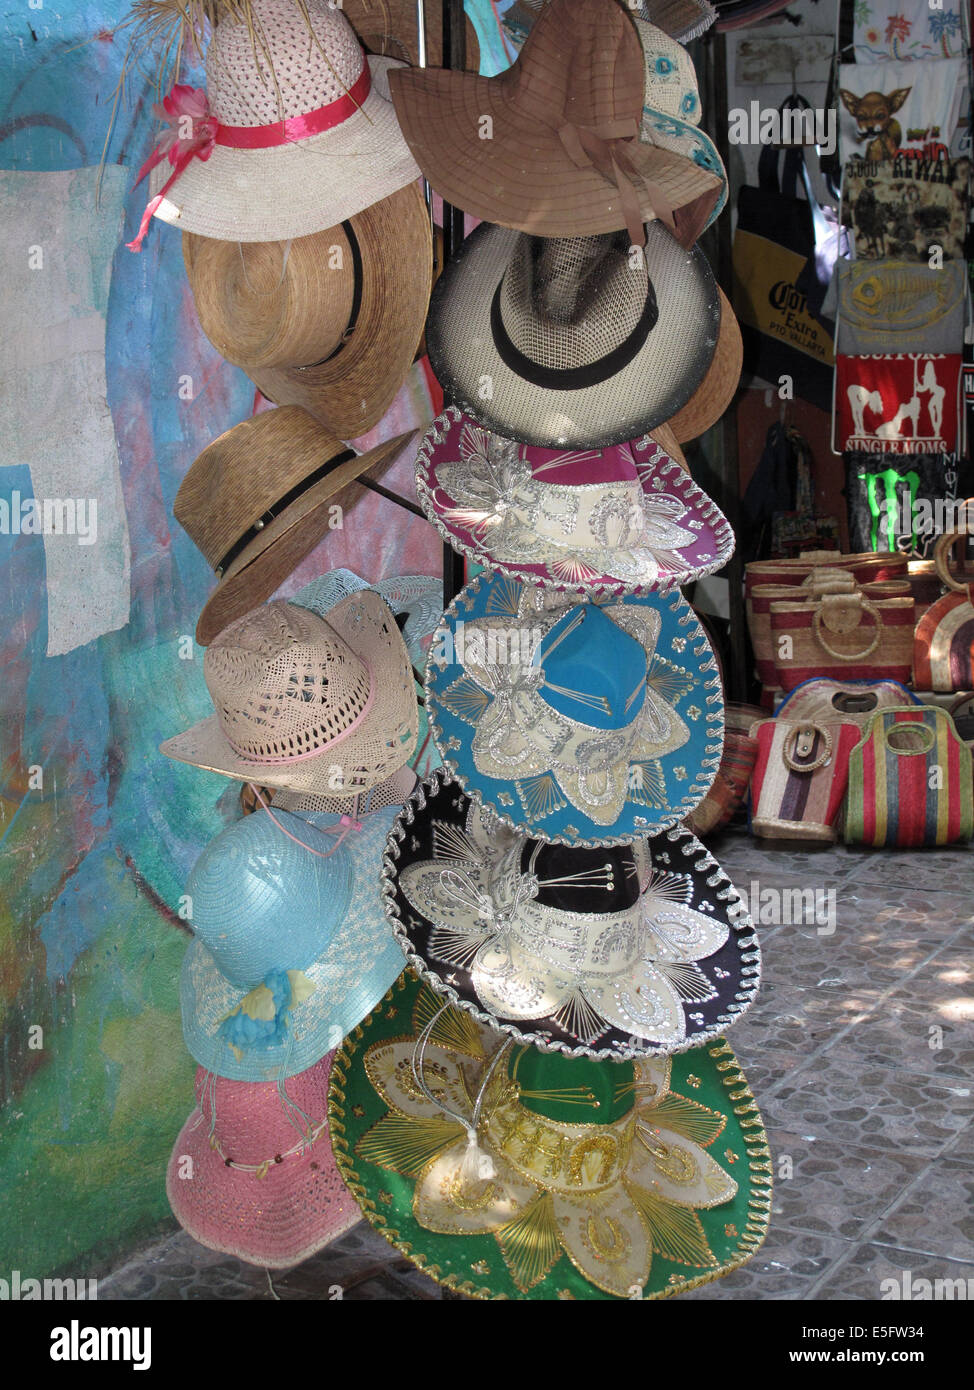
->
(835, 352), (962, 454)
(838, 56), (965, 165)
(840, 153), (970, 260)
(845, 451), (960, 557)
(836, 261), (967, 355)
(852, 1), (968, 62)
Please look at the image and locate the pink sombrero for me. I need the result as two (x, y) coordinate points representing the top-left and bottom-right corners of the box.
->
(415, 407), (734, 595)
(166, 1054), (360, 1268)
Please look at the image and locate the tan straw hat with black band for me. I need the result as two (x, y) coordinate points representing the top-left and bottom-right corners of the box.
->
(175, 406), (414, 645)
(341, 0), (480, 69)
(387, 0), (721, 248)
(183, 180), (433, 440)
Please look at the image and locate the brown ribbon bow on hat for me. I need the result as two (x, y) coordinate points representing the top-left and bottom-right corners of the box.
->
(556, 116), (676, 250)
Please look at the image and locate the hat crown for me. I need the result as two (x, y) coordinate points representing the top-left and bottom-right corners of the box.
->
(186, 808), (353, 985)
(536, 605), (647, 731)
(520, 839), (640, 914)
(636, 19), (702, 126)
(193, 1055), (331, 1161)
(509, 1046), (636, 1125)
(500, 233), (652, 372)
(203, 601), (373, 762)
(206, 0), (367, 126)
(512, 0), (645, 128)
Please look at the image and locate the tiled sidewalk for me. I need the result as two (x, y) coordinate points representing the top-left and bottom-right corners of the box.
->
(99, 829), (974, 1301)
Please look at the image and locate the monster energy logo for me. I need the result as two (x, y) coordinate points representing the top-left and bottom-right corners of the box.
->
(860, 471), (973, 551)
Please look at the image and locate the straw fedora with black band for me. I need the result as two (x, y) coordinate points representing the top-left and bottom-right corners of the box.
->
(426, 221), (721, 450)
(175, 406), (414, 645)
(341, 0), (481, 70)
(387, 0), (722, 249)
(183, 181), (433, 441)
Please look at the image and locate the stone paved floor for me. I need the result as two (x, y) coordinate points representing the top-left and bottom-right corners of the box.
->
(98, 826), (974, 1301)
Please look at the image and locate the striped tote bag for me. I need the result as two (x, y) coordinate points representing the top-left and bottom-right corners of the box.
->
(913, 534), (974, 692)
(844, 707), (974, 848)
(749, 719), (862, 842)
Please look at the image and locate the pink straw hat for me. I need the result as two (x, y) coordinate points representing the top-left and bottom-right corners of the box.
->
(166, 1054), (360, 1268)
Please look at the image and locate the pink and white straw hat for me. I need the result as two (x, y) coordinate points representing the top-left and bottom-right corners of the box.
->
(130, 0), (421, 246)
(415, 408), (734, 595)
(166, 1055), (360, 1268)
(160, 592), (418, 794)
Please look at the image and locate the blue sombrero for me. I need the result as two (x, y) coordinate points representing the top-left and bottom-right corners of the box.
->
(425, 573), (723, 845)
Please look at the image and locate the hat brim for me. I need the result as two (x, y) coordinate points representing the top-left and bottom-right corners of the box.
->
(243, 182), (434, 439)
(426, 574), (724, 845)
(162, 590), (418, 793)
(150, 58), (420, 242)
(425, 220), (720, 449)
(415, 408), (735, 596)
(342, 0), (481, 70)
(165, 1055), (361, 1268)
(328, 971), (772, 1300)
(179, 806), (408, 1081)
(194, 430), (416, 646)
(666, 290), (743, 443)
(383, 769), (760, 1060)
(387, 66), (721, 246)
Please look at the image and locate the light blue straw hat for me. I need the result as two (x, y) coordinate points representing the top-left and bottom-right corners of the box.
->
(291, 568), (443, 672)
(180, 802), (405, 1081)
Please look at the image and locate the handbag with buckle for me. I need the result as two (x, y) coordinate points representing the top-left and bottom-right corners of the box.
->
(749, 718), (862, 842)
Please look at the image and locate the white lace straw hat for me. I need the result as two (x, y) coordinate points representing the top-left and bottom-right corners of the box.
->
(160, 593), (418, 794)
(133, 0), (421, 244)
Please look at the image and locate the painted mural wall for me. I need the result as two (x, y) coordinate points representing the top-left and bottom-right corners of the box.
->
(0, 0), (447, 1277)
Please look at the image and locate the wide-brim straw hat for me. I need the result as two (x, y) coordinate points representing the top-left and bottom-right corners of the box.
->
(387, 0), (722, 246)
(341, 0), (481, 69)
(426, 221), (721, 450)
(183, 180), (433, 441)
(415, 406), (734, 595)
(166, 1054), (360, 1267)
(665, 288), (742, 443)
(425, 572), (724, 845)
(147, 0), (420, 241)
(383, 769), (760, 1058)
(161, 592), (418, 793)
(329, 971), (772, 1300)
(174, 406), (415, 646)
(289, 567), (444, 672)
(180, 804), (408, 1080)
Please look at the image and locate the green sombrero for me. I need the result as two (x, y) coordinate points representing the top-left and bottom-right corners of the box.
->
(329, 973), (772, 1300)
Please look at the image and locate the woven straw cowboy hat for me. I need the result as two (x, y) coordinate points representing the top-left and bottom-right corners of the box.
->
(329, 972), (772, 1300)
(161, 593), (418, 793)
(383, 770), (760, 1059)
(166, 1054), (360, 1267)
(426, 573), (724, 845)
(666, 288), (743, 443)
(145, 0), (420, 242)
(174, 406), (414, 645)
(182, 180), (433, 440)
(415, 407), (734, 595)
(341, 0), (480, 69)
(387, 0), (722, 248)
(179, 801), (407, 1080)
(426, 221), (721, 450)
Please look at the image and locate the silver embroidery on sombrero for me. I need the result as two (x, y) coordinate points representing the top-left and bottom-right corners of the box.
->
(432, 421), (704, 585)
(397, 805), (731, 1047)
(440, 597), (690, 827)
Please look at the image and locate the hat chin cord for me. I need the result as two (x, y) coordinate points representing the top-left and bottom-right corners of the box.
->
(410, 1004), (512, 1184)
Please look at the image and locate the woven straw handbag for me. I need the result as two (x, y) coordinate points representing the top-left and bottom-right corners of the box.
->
(749, 718), (862, 842)
(913, 531), (974, 693)
(775, 677), (920, 726)
(844, 706), (974, 848)
(769, 589), (914, 692)
(685, 704), (764, 836)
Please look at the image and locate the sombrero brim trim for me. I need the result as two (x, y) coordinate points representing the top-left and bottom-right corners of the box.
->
(381, 768), (761, 1061)
(415, 407), (735, 597)
(666, 289), (743, 444)
(424, 573), (724, 846)
(161, 590), (418, 794)
(387, 66), (721, 246)
(328, 972), (774, 1300)
(195, 430), (416, 646)
(244, 181), (433, 440)
(150, 58), (420, 243)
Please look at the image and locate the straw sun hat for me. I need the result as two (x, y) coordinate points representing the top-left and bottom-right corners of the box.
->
(182, 180), (433, 440)
(330, 972), (772, 1300)
(161, 592), (418, 794)
(138, 0), (420, 244)
(387, 0), (722, 248)
(174, 406), (415, 645)
(167, 1053), (361, 1268)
